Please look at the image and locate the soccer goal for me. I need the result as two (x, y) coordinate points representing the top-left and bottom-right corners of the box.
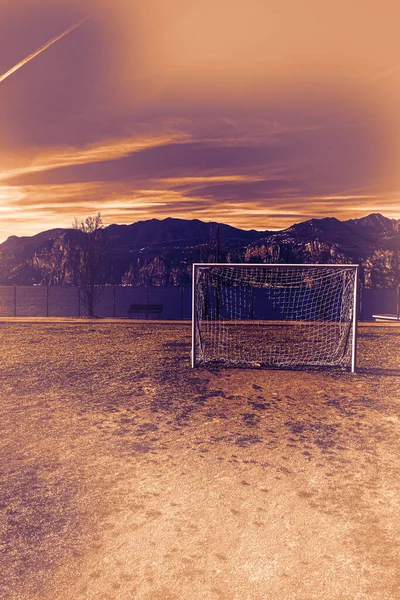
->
(192, 263), (359, 371)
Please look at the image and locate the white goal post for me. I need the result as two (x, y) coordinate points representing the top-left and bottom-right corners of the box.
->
(192, 263), (359, 372)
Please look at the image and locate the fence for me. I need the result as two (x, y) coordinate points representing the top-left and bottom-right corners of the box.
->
(0, 285), (397, 321)
(0, 286), (192, 319)
(360, 288), (399, 320)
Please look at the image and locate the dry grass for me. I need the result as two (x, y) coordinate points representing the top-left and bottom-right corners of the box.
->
(0, 322), (399, 600)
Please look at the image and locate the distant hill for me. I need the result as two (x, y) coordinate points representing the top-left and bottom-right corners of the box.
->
(0, 213), (399, 288)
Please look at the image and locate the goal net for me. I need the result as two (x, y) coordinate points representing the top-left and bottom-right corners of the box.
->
(192, 263), (358, 371)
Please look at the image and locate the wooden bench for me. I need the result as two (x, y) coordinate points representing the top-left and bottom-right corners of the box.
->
(127, 304), (163, 319)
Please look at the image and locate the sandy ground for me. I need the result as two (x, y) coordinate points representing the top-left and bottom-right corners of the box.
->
(0, 322), (399, 600)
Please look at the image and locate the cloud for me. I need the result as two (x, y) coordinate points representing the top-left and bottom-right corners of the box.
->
(0, 108), (395, 242)
(0, 132), (190, 183)
(2, 113), (387, 202)
(1, 0), (399, 240)
(4, 175), (399, 235)
(182, 179), (297, 201)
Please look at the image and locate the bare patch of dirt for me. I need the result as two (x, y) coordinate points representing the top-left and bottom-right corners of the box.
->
(0, 323), (399, 599)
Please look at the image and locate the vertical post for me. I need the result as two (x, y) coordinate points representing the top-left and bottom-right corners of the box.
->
(191, 264), (197, 368)
(215, 225), (221, 320)
(46, 285), (49, 317)
(351, 266), (359, 373)
(358, 281), (363, 322)
(204, 271), (209, 319)
(215, 273), (221, 320)
(13, 285), (17, 317)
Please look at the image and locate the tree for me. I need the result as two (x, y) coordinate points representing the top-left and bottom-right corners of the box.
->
(69, 214), (107, 317)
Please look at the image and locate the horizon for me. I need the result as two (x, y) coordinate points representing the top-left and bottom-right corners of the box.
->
(0, 210), (396, 245)
(1, 1), (400, 241)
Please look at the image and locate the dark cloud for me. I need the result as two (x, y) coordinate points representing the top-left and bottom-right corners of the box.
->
(5, 112), (387, 204)
(183, 179), (296, 201)
(4, 141), (289, 186)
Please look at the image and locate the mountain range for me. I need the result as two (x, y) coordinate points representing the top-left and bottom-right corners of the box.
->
(0, 213), (399, 288)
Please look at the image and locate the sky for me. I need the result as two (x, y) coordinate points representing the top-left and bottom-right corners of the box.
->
(0, 0), (399, 241)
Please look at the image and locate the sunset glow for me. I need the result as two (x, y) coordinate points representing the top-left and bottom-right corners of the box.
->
(0, 0), (399, 241)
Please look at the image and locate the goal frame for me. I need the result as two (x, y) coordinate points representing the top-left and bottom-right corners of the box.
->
(192, 263), (359, 372)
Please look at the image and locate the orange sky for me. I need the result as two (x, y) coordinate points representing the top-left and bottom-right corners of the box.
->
(0, 0), (399, 241)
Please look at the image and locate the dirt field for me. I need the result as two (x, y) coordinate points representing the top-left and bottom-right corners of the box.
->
(0, 321), (399, 600)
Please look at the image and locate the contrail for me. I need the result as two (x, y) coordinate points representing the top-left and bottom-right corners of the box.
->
(368, 64), (400, 83)
(0, 15), (91, 84)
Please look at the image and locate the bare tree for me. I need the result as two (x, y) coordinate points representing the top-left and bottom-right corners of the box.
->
(70, 214), (107, 317)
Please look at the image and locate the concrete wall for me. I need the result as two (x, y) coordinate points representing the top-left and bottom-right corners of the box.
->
(0, 286), (192, 319)
(0, 285), (397, 321)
